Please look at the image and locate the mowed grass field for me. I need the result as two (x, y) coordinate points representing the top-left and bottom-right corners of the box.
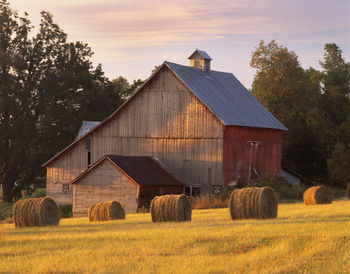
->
(1, 200), (350, 274)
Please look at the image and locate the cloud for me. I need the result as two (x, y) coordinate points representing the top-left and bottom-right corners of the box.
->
(11, 0), (349, 52)
(8, 0), (350, 85)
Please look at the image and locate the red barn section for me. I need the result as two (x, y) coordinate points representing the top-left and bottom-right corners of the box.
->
(223, 126), (282, 186)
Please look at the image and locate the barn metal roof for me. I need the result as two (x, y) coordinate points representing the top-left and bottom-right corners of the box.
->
(76, 121), (101, 140)
(166, 61), (287, 130)
(107, 155), (184, 186)
(188, 49), (212, 60)
(43, 59), (287, 168)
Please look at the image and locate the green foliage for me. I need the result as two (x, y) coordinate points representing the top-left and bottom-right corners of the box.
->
(331, 187), (347, 199)
(111, 77), (144, 100)
(0, 202), (13, 221)
(0, 1), (141, 202)
(59, 204), (73, 218)
(30, 188), (46, 198)
(327, 143), (350, 186)
(240, 178), (305, 201)
(250, 40), (350, 186)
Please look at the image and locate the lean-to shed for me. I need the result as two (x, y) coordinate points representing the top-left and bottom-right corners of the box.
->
(72, 155), (184, 217)
(44, 49), (287, 205)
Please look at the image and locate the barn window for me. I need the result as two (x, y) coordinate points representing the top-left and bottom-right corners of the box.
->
(62, 183), (71, 192)
(184, 185), (201, 197)
(87, 151), (91, 168)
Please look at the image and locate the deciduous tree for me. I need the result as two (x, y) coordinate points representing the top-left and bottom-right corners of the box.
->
(0, 1), (131, 201)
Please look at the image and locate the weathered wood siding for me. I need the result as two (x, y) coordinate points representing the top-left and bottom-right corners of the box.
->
(73, 159), (138, 217)
(46, 141), (87, 205)
(46, 65), (225, 203)
(90, 66), (224, 192)
(223, 126), (282, 185)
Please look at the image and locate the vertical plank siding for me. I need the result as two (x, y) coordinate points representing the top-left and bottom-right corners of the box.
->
(223, 126), (282, 186)
(46, 141), (87, 204)
(47, 66), (224, 204)
(73, 159), (138, 216)
(92, 66), (224, 192)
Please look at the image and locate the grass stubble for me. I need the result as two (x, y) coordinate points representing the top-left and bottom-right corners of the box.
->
(0, 200), (350, 273)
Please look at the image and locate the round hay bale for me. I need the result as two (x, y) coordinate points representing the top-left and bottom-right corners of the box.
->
(229, 187), (277, 220)
(13, 197), (59, 228)
(88, 200), (125, 222)
(150, 194), (191, 222)
(88, 203), (97, 221)
(347, 184), (350, 199)
(175, 194), (191, 222)
(258, 187), (278, 219)
(13, 200), (24, 228)
(150, 196), (159, 223)
(108, 201), (125, 220)
(303, 186), (332, 205)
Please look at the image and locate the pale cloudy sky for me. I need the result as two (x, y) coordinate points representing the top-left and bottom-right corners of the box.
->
(9, 0), (350, 88)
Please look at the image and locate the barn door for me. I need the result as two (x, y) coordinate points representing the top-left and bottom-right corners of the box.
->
(247, 141), (261, 179)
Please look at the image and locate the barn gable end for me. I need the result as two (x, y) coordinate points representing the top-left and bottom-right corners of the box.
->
(88, 65), (224, 190)
(73, 158), (139, 217)
(46, 64), (225, 204)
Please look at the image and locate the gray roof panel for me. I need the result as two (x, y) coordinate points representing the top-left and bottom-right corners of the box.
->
(165, 61), (287, 130)
(76, 121), (101, 140)
(188, 49), (213, 60)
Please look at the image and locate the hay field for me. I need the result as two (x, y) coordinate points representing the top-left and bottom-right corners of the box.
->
(1, 200), (350, 273)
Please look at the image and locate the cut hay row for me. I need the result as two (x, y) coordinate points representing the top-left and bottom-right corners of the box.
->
(303, 186), (332, 205)
(13, 197), (60, 228)
(150, 194), (191, 222)
(229, 187), (278, 220)
(88, 201), (125, 221)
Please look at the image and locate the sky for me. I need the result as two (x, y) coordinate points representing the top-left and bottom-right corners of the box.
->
(9, 0), (350, 88)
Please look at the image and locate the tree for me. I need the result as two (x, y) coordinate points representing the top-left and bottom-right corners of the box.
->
(327, 143), (350, 186)
(319, 43), (350, 133)
(250, 40), (324, 180)
(0, 1), (39, 202)
(0, 1), (126, 202)
(250, 40), (350, 185)
(111, 77), (143, 100)
(320, 44), (350, 184)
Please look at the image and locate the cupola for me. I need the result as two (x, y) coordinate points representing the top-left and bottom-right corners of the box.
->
(188, 49), (212, 72)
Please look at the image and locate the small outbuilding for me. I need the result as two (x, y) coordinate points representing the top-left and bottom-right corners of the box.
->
(71, 155), (184, 217)
(281, 167), (305, 186)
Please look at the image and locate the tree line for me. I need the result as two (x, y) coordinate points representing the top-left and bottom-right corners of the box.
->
(251, 40), (350, 186)
(0, 1), (143, 202)
(1, 1), (349, 202)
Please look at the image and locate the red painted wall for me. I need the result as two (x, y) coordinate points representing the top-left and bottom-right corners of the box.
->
(223, 126), (282, 186)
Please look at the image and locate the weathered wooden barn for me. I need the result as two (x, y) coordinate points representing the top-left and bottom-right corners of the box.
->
(72, 155), (184, 216)
(43, 49), (287, 206)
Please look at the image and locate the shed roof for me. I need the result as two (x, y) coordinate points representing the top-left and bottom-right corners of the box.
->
(75, 121), (101, 140)
(166, 61), (287, 130)
(188, 49), (212, 60)
(71, 155), (184, 187)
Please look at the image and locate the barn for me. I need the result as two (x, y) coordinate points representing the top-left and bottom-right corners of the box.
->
(43, 49), (287, 207)
(71, 155), (184, 216)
